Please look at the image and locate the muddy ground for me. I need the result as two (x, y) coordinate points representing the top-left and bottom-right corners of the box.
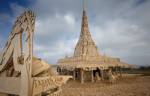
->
(61, 75), (150, 96)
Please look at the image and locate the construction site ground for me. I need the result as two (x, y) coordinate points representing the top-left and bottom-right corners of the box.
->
(62, 75), (150, 96)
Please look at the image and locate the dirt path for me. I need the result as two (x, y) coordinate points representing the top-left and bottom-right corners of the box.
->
(61, 76), (150, 96)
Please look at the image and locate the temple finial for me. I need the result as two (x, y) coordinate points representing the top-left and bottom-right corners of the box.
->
(74, 0), (100, 57)
(83, 0), (87, 11)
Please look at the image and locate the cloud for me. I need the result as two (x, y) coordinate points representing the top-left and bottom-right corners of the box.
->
(33, 12), (80, 63)
(91, 18), (150, 65)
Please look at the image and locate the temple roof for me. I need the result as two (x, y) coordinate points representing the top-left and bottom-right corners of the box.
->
(74, 10), (100, 57)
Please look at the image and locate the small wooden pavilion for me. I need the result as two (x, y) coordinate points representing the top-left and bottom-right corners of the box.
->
(57, 1), (131, 83)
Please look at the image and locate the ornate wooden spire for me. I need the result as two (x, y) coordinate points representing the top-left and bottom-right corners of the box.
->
(74, 0), (100, 57)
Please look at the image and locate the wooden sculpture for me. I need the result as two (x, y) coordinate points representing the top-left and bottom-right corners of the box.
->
(0, 11), (71, 96)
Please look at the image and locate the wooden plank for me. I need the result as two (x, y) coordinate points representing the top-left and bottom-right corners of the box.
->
(0, 77), (20, 95)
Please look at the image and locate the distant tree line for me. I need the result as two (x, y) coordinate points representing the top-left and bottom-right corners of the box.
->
(139, 66), (150, 71)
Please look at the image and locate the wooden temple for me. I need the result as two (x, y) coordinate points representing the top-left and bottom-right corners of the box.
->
(57, 1), (131, 83)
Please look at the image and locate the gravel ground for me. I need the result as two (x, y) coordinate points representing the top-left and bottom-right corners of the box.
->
(61, 75), (150, 96)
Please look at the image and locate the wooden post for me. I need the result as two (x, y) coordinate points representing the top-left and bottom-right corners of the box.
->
(100, 69), (104, 80)
(115, 67), (118, 73)
(119, 67), (122, 77)
(59, 68), (60, 75)
(80, 68), (84, 84)
(73, 69), (76, 81)
(60, 69), (63, 75)
(91, 70), (94, 83)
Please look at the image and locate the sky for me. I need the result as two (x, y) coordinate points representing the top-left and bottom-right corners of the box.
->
(0, 0), (150, 66)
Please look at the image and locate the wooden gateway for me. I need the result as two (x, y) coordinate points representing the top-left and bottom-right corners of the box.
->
(57, 3), (131, 83)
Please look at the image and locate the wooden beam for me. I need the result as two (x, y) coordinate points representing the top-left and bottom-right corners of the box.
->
(91, 70), (94, 83)
(0, 77), (20, 95)
(73, 69), (76, 81)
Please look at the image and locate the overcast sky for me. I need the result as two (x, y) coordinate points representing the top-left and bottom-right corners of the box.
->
(0, 0), (150, 66)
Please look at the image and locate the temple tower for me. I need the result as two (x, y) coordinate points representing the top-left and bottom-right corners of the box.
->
(74, 0), (100, 57)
